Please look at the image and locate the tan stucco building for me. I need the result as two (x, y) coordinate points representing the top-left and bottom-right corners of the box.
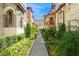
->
(0, 3), (27, 36)
(26, 7), (35, 24)
(65, 3), (79, 31)
(44, 4), (56, 28)
(36, 20), (44, 29)
(55, 3), (79, 31)
(55, 3), (66, 31)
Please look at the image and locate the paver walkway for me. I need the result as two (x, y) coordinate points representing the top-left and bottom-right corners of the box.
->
(29, 32), (48, 56)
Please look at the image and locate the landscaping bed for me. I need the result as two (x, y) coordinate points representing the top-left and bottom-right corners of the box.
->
(0, 33), (37, 56)
(0, 38), (34, 56)
(0, 34), (26, 53)
(41, 24), (79, 56)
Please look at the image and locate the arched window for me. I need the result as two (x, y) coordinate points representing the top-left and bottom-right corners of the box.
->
(4, 9), (14, 27)
(49, 17), (54, 25)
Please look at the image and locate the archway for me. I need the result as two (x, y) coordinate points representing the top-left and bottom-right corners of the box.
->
(3, 7), (15, 27)
(49, 17), (55, 27)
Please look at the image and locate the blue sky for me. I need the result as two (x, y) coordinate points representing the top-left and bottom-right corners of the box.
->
(26, 3), (51, 20)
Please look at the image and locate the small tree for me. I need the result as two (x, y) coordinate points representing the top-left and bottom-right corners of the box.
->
(58, 23), (66, 39)
(24, 22), (31, 38)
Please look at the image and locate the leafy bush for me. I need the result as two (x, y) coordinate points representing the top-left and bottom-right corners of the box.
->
(57, 23), (66, 39)
(24, 22), (38, 38)
(57, 31), (79, 56)
(17, 34), (26, 41)
(31, 24), (38, 39)
(41, 23), (79, 56)
(47, 27), (56, 37)
(0, 34), (25, 53)
(0, 38), (33, 56)
(0, 38), (8, 53)
(41, 27), (57, 56)
(40, 29), (46, 40)
(41, 27), (56, 41)
(45, 37), (58, 56)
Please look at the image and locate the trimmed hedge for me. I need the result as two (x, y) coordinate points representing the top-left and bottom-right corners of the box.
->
(0, 38), (33, 56)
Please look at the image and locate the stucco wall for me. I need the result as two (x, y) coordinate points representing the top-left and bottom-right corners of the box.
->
(2, 28), (16, 36)
(65, 3), (79, 31)
(0, 3), (26, 36)
(16, 27), (24, 35)
(55, 3), (79, 31)
(44, 14), (55, 28)
(37, 21), (44, 29)
(0, 5), (4, 36)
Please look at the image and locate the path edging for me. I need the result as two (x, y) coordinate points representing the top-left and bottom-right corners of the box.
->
(27, 39), (36, 56)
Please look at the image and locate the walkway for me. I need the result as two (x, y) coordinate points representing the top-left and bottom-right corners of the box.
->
(29, 32), (48, 56)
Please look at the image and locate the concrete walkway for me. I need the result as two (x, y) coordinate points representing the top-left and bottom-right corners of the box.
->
(29, 32), (48, 56)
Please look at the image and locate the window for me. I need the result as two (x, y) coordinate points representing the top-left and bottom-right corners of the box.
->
(49, 17), (54, 25)
(69, 3), (71, 5)
(20, 18), (23, 28)
(59, 10), (65, 23)
(4, 10), (14, 27)
(59, 10), (63, 19)
(68, 3), (71, 11)
(60, 13), (62, 19)
(69, 7), (70, 10)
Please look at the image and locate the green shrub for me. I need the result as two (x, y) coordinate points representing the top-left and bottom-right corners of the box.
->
(5, 36), (17, 47)
(17, 34), (26, 41)
(45, 37), (58, 56)
(41, 27), (56, 41)
(57, 23), (66, 39)
(57, 31), (79, 56)
(41, 23), (79, 56)
(0, 38), (8, 53)
(31, 24), (38, 39)
(40, 29), (46, 40)
(0, 39), (33, 56)
(0, 33), (25, 53)
(24, 22), (31, 38)
(41, 27), (57, 56)
(24, 21), (38, 39)
(48, 27), (56, 37)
